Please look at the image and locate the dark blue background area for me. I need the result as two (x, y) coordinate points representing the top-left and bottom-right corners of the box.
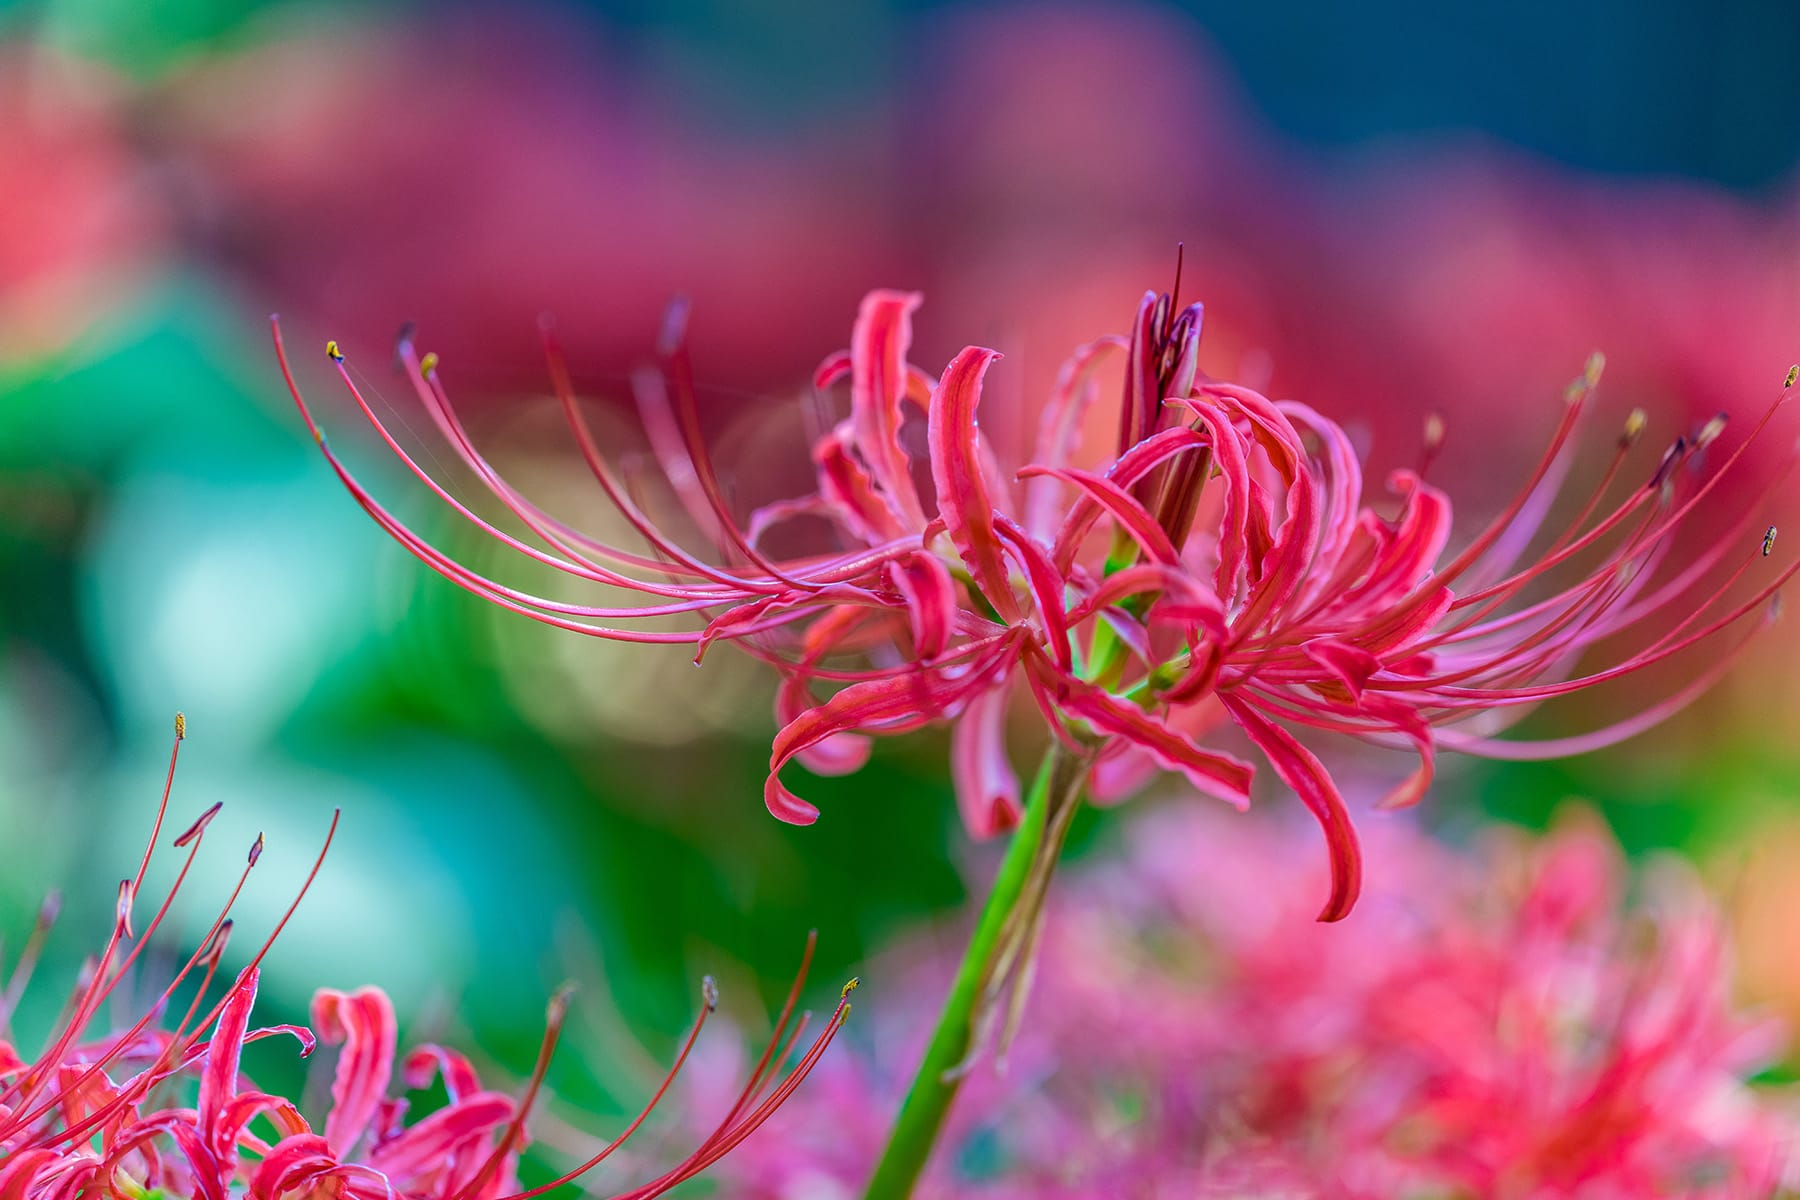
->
(590, 0), (1800, 190)
(1193, 2), (1800, 189)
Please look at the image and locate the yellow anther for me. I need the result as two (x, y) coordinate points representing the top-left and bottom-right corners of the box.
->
(174, 711), (186, 740)
(1787, 365), (1798, 389)
(1623, 408), (1647, 444)
(1764, 525), (1778, 557)
(1696, 413), (1728, 448)
(1583, 351), (1605, 389)
(841, 977), (861, 999)
(420, 351), (440, 378)
(325, 340), (344, 362)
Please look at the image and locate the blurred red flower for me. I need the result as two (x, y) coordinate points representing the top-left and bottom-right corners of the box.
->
(0, 50), (166, 361)
(701, 805), (1793, 1198)
(162, 12), (897, 394)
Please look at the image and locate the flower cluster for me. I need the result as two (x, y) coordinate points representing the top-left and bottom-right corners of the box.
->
(279, 288), (1795, 920)
(0, 718), (850, 1199)
(701, 802), (1794, 1198)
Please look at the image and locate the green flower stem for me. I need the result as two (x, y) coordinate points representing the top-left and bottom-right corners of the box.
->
(862, 742), (1092, 1200)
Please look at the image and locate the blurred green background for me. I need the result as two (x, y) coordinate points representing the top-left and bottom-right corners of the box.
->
(1, 0), (1797, 1178)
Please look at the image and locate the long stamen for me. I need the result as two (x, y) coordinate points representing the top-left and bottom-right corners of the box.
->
(0, 731), (189, 1122)
(636, 985), (855, 1193)
(647, 302), (822, 591)
(1411, 555), (1799, 709)
(129, 712), (185, 900)
(450, 986), (575, 1200)
(687, 931), (816, 1143)
(545, 323), (808, 594)
(27, 825), (265, 1151)
(1431, 612), (1772, 759)
(339, 351), (723, 603)
(2, 817), (216, 1142)
(0, 892), (60, 1033)
(488, 935), (851, 1200)
(180, 809), (339, 1043)
(404, 326), (723, 586)
(1455, 386), (1788, 616)
(1436, 356), (1600, 586)
(608, 983), (857, 1199)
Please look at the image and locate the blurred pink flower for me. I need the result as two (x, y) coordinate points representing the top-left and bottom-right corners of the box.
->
(167, 3), (1799, 465)
(162, 12), (896, 394)
(702, 805), (1793, 1198)
(0, 718), (851, 1199)
(0, 50), (166, 361)
(282, 282), (1794, 922)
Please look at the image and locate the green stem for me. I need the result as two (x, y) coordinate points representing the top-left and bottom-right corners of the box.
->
(861, 742), (1092, 1200)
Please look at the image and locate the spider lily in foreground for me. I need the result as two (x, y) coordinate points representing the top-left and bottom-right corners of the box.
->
(277, 287), (1796, 925)
(0, 716), (852, 1200)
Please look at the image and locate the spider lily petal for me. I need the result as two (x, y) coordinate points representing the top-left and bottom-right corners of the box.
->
(310, 987), (397, 1157)
(849, 289), (929, 531)
(951, 686), (1023, 838)
(928, 346), (1021, 624)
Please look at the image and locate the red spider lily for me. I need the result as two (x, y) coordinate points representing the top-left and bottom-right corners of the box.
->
(277, 288), (1796, 922)
(0, 716), (852, 1199)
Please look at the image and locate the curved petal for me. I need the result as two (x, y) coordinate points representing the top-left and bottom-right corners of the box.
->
(951, 685), (1021, 839)
(885, 551), (961, 662)
(1015, 465), (1179, 567)
(0, 1148), (63, 1200)
(1025, 335), (1127, 538)
(310, 986), (397, 1158)
(994, 516), (1073, 671)
(850, 290), (928, 528)
(776, 677), (873, 778)
(767, 632), (1024, 823)
(1301, 638), (1382, 701)
(1057, 674), (1253, 810)
(401, 1044), (483, 1102)
(929, 346), (1021, 622)
(364, 1092), (515, 1183)
(198, 965), (258, 1162)
(815, 422), (908, 544)
(1220, 695), (1363, 922)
